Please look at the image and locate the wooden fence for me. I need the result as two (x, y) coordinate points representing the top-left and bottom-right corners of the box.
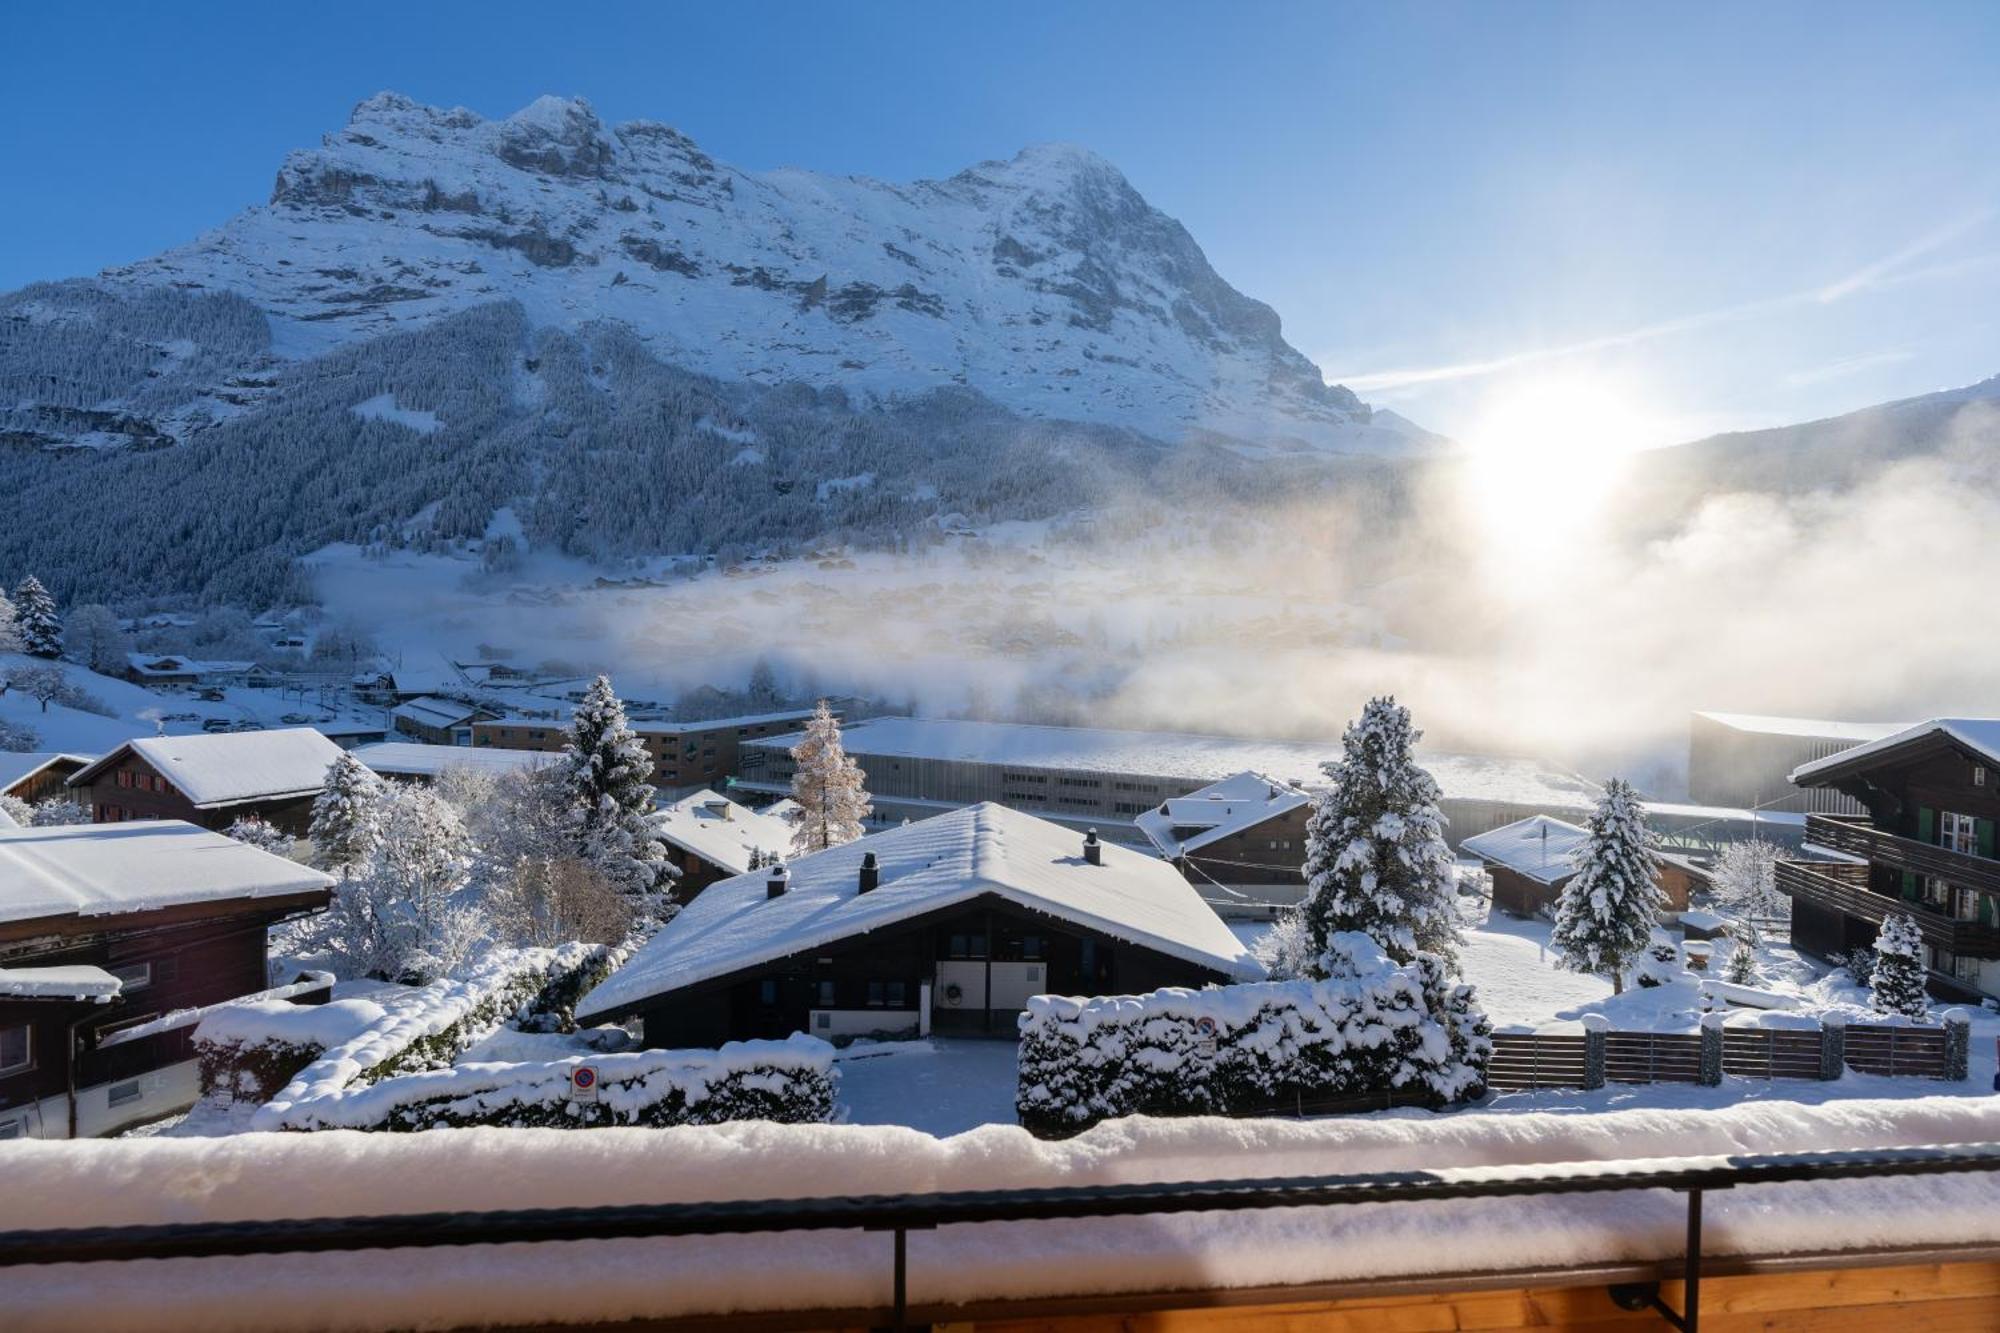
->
(1487, 1014), (1968, 1092)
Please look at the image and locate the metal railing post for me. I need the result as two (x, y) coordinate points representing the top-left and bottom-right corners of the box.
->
(1581, 1014), (1607, 1090)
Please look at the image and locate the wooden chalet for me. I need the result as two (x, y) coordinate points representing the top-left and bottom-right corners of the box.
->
(67, 728), (346, 838)
(389, 696), (499, 747)
(1463, 814), (1702, 920)
(576, 802), (1262, 1046)
(0, 752), (94, 805)
(647, 789), (800, 901)
(1133, 770), (1311, 910)
(0, 820), (333, 1138)
(1780, 717), (2000, 1000)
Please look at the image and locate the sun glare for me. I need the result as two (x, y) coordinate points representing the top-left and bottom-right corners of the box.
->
(1460, 374), (1656, 565)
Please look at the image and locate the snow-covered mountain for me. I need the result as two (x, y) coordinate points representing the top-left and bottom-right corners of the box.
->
(72, 91), (1411, 455)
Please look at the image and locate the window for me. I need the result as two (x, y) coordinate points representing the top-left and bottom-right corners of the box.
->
(885, 981), (907, 1007)
(115, 770), (132, 789)
(0, 1117), (22, 1140)
(1021, 934), (1046, 961)
(947, 934), (988, 959)
(814, 1012), (831, 1031)
(107, 1079), (144, 1110)
(152, 775), (171, 794)
(1956, 955), (1983, 983)
(816, 980), (837, 1008)
(1113, 802), (1150, 815)
(758, 979), (778, 1005)
(107, 962), (152, 992)
(1058, 777), (1102, 789)
(0, 1025), (30, 1077)
(1941, 811), (1979, 855)
(866, 981), (886, 1007)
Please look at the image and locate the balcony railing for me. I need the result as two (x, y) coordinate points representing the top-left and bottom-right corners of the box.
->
(1776, 859), (2000, 958)
(1806, 814), (2000, 898)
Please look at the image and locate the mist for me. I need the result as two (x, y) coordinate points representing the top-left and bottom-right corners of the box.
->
(313, 397), (2000, 798)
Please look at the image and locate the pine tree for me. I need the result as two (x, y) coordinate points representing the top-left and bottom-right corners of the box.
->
(1550, 778), (1664, 994)
(0, 589), (22, 657)
(226, 814), (296, 858)
(310, 751), (385, 874)
(1870, 913), (1930, 1020)
(564, 675), (674, 914)
(11, 577), (61, 659)
(1296, 696), (1459, 971)
(786, 699), (872, 857)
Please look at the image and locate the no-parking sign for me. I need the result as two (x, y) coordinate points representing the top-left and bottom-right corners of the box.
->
(1194, 1015), (1218, 1058)
(570, 1064), (599, 1102)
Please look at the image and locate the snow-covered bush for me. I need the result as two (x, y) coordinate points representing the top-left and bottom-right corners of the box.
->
(1016, 932), (1488, 1138)
(0, 793), (28, 825)
(266, 1037), (838, 1132)
(0, 719), (38, 752)
(26, 796), (89, 827)
(1871, 914), (1930, 1021)
(225, 814), (295, 857)
(194, 998), (388, 1106)
(1710, 838), (1784, 938)
(256, 944), (600, 1129)
(1633, 935), (1683, 989)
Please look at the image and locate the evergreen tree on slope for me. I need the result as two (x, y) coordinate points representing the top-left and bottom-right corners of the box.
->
(564, 675), (674, 916)
(1550, 778), (1663, 994)
(0, 589), (22, 657)
(310, 752), (386, 874)
(11, 577), (61, 659)
(1298, 696), (1460, 971)
(786, 700), (872, 857)
(1870, 913), (1930, 1021)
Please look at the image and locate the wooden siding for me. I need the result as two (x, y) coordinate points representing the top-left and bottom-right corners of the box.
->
(1179, 805), (1309, 888)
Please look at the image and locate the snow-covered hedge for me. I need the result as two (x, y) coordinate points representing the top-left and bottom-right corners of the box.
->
(255, 944), (600, 1130)
(194, 997), (387, 1106)
(261, 1037), (837, 1132)
(1017, 933), (1489, 1137)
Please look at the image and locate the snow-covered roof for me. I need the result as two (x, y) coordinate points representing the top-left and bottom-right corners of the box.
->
(1695, 711), (1908, 742)
(0, 964), (122, 1001)
(1790, 717), (2000, 786)
(122, 653), (253, 678)
(1132, 771), (1309, 857)
(748, 717), (1601, 810)
(629, 707), (823, 736)
(0, 751), (95, 796)
(579, 802), (1262, 1020)
(67, 729), (346, 809)
(0, 821), (334, 927)
(648, 790), (797, 878)
(1637, 800), (1807, 827)
(353, 742), (557, 780)
(392, 696), (485, 729)
(1460, 815), (1589, 885)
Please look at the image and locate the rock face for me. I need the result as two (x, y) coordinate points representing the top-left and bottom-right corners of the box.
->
(88, 91), (1418, 454)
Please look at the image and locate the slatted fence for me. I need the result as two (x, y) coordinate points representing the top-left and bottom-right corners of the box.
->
(1484, 1033), (1589, 1091)
(1720, 1027), (1824, 1080)
(1843, 1022), (1949, 1078)
(1604, 1031), (1704, 1084)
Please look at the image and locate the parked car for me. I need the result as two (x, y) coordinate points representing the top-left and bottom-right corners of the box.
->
(280, 713), (312, 724)
(201, 718), (233, 733)
(229, 720), (265, 732)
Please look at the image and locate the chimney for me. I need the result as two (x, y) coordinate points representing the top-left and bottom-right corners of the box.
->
(1083, 828), (1102, 866)
(767, 862), (790, 899)
(858, 850), (879, 894)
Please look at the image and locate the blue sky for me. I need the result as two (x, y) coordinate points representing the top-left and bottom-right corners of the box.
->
(4, 1), (1996, 440)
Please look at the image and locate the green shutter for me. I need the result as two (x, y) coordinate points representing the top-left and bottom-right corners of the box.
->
(1918, 806), (1935, 842)
(1978, 818), (1996, 859)
(1902, 870), (1919, 902)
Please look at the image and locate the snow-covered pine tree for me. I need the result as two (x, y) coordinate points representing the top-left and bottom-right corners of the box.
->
(226, 814), (295, 858)
(310, 752), (385, 874)
(11, 577), (61, 659)
(1549, 778), (1664, 994)
(1296, 696), (1459, 971)
(1723, 930), (1758, 984)
(786, 700), (872, 857)
(563, 675), (674, 915)
(0, 589), (21, 657)
(1870, 913), (1930, 1020)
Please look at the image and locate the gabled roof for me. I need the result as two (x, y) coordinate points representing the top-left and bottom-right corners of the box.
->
(1461, 815), (1589, 886)
(0, 820), (334, 927)
(67, 728), (345, 809)
(578, 802), (1262, 1021)
(353, 742), (556, 779)
(391, 696), (487, 729)
(0, 752), (95, 797)
(648, 789), (796, 878)
(1790, 717), (2000, 787)
(1133, 770), (1309, 857)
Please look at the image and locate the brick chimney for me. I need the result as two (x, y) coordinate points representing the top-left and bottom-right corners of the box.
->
(1083, 828), (1102, 866)
(767, 862), (790, 899)
(858, 850), (880, 894)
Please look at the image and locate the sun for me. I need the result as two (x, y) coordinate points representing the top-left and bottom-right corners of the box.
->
(1458, 374), (1659, 564)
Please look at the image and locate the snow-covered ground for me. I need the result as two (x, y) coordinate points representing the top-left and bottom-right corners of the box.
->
(836, 1039), (1020, 1135)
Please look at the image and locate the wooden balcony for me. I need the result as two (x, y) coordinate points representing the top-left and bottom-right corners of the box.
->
(1806, 813), (2000, 898)
(1776, 859), (2000, 958)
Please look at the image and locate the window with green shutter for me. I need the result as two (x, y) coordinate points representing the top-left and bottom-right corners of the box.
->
(1978, 817), (1995, 860)
(1918, 806), (1935, 843)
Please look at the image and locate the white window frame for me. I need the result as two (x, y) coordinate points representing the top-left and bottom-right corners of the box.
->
(1941, 811), (1979, 855)
(107, 961), (152, 992)
(0, 1023), (31, 1078)
(106, 1079), (144, 1109)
